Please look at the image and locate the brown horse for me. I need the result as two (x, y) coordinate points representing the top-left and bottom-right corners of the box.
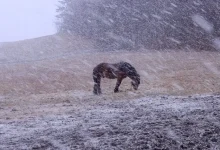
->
(93, 61), (140, 95)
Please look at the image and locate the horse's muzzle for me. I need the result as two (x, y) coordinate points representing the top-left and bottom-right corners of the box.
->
(131, 81), (139, 90)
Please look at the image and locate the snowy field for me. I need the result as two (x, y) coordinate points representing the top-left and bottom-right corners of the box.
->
(0, 94), (220, 149)
(1, 35), (220, 149)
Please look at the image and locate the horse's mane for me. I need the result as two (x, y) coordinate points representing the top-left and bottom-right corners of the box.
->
(117, 61), (140, 78)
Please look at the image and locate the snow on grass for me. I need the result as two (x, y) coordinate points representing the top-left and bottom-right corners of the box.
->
(0, 95), (219, 149)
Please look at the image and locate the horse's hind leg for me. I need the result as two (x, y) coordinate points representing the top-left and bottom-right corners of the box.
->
(114, 78), (123, 93)
(93, 74), (102, 95)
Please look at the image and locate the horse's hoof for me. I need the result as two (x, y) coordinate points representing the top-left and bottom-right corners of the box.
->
(94, 93), (101, 95)
(94, 91), (102, 95)
(114, 89), (119, 93)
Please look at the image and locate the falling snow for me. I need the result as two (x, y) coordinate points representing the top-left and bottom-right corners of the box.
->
(1, 0), (220, 149)
(192, 14), (213, 33)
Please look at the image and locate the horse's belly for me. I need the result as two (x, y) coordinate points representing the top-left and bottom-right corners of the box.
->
(108, 75), (117, 79)
(103, 72), (117, 79)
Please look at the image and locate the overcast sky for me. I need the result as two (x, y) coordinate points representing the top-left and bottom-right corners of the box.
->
(0, 0), (58, 42)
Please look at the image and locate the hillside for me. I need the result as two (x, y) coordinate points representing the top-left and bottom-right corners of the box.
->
(0, 33), (95, 64)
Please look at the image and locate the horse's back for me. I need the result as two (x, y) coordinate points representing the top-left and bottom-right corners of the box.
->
(93, 61), (138, 77)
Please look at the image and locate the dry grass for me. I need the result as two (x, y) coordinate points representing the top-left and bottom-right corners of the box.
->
(1, 50), (220, 97)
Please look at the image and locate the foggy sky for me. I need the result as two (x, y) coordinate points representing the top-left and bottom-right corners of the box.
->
(0, 0), (58, 42)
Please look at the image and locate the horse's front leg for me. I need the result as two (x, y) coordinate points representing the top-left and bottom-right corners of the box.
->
(114, 77), (122, 93)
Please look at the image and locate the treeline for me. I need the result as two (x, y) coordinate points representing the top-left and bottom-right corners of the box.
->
(56, 0), (220, 51)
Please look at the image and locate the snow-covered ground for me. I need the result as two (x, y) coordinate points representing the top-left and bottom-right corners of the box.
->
(0, 94), (220, 149)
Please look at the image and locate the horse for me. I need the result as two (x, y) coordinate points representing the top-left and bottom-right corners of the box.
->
(93, 61), (140, 95)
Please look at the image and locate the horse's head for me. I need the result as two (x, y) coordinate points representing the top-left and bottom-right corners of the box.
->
(131, 74), (140, 90)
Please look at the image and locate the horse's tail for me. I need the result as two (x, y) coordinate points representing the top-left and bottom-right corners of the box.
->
(93, 67), (102, 95)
